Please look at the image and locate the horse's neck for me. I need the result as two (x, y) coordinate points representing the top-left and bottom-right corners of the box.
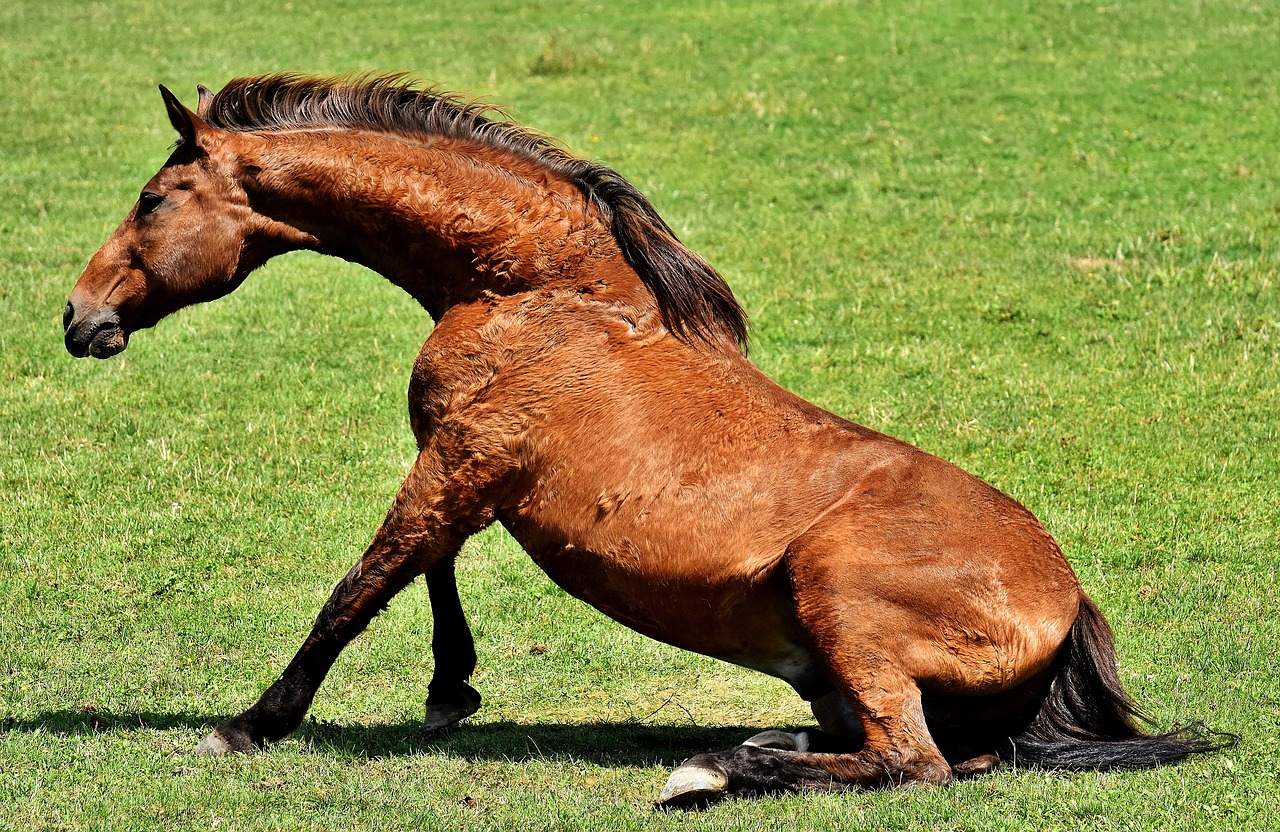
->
(247, 131), (643, 321)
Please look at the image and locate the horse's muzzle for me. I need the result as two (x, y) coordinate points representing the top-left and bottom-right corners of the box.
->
(64, 301), (127, 359)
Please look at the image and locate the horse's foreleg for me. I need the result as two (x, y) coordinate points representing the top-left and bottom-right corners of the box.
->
(193, 538), (433, 754)
(194, 450), (495, 755)
(423, 556), (482, 731)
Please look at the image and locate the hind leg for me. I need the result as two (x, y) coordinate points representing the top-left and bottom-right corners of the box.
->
(797, 670), (953, 787)
(661, 462), (1081, 805)
(779, 690), (999, 775)
(423, 556), (482, 731)
(660, 669), (949, 807)
(660, 539), (963, 805)
(661, 627), (952, 806)
(808, 688), (1000, 777)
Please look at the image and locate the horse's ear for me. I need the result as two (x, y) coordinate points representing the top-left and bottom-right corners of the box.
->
(196, 84), (215, 120)
(159, 84), (210, 147)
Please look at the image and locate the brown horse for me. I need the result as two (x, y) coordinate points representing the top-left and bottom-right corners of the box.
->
(64, 75), (1230, 806)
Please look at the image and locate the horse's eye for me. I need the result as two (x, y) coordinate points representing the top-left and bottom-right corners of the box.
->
(137, 190), (164, 217)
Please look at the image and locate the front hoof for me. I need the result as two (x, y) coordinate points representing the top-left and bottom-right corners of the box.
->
(193, 725), (257, 756)
(657, 757), (729, 810)
(423, 682), (482, 732)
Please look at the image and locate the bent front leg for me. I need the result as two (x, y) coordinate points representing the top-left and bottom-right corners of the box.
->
(195, 450), (497, 754)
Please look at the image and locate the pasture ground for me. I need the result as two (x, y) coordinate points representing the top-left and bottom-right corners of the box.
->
(2, 1), (1277, 829)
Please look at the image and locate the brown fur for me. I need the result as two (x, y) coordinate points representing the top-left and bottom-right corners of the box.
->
(64, 76), (1230, 800)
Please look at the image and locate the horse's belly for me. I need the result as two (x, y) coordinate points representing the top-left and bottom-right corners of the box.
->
(498, 518), (828, 697)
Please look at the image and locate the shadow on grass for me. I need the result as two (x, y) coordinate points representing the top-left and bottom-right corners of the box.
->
(2, 710), (763, 768)
(1, 709), (210, 736)
(310, 719), (759, 767)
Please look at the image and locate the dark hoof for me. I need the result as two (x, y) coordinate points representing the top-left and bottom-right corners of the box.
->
(424, 681), (482, 732)
(657, 756), (729, 810)
(193, 725), (257, 756)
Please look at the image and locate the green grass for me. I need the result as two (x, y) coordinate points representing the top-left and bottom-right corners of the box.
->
(2, 1), (1278, 829)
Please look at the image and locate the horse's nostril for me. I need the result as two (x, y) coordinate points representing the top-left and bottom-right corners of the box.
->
(63, 301), (75, 331)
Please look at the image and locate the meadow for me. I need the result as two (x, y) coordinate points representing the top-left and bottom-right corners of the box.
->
(2, 1), (1277, 829)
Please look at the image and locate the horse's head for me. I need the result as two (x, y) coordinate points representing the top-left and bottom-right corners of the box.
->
(64, 85), (312, 358)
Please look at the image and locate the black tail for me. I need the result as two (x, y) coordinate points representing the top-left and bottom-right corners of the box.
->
(1002, 596), (1237, 771)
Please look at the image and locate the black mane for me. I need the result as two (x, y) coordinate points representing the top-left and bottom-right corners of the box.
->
(206, 74), (748, 352)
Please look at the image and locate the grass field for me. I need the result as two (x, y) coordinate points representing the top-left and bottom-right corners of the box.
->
(2, 0), (1278, 829)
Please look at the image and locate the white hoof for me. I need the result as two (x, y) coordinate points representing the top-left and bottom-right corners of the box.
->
(742, 729), (809, 752)
(658, 762), (729, 808)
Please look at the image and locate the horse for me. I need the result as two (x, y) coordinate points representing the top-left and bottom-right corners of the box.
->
(64, 75), (1231, 806)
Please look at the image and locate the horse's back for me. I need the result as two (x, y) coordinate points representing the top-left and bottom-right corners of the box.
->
(413, 290), (895, 557)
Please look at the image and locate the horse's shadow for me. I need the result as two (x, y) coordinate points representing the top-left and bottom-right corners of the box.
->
(2, 710), (758, 768)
